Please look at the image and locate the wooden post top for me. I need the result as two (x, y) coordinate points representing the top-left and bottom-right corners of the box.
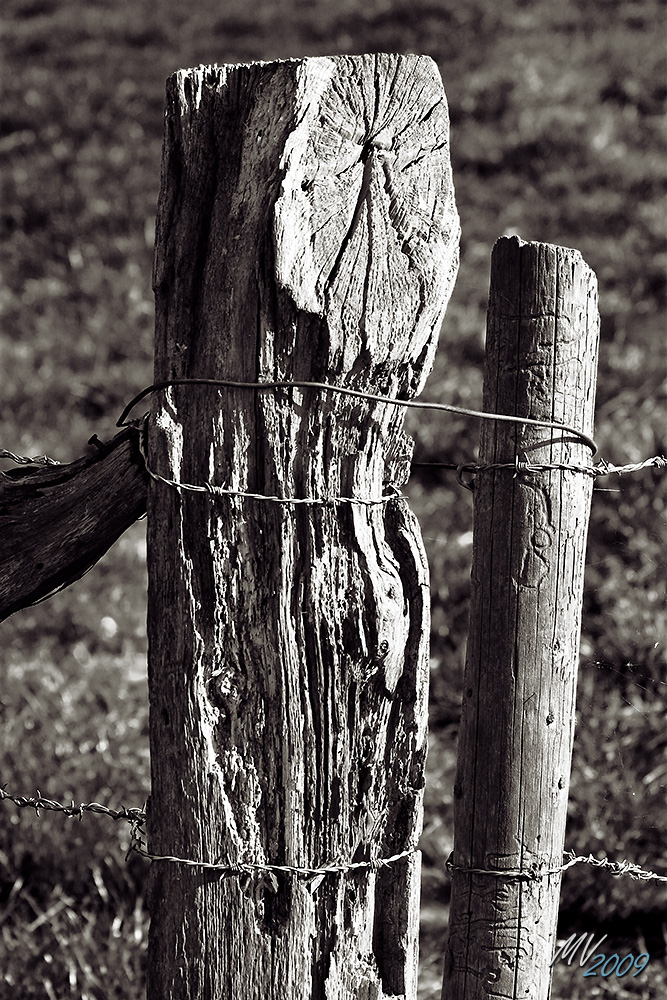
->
(146, 54), (460, 1000)
(154, 53), (459, 399)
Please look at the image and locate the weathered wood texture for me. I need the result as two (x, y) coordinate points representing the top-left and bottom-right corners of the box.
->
(0, 429), (147, 622)
(146, 54), (459, 999)
(442, 237), (600, 999)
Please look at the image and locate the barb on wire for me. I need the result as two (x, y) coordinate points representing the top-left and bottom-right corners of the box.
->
(127, 820), (414, 879)
(0, 448), (60, 470)
(445, 851), (667, 883)
(136, 420), (406, 506)
(3, 785), (665, 887)
(594, 455), (666, 476)
(413, 455), (667, 479)
(138, 420), (666, 501)
(562, 851), (667, 883)
(0, 785), (145, 825)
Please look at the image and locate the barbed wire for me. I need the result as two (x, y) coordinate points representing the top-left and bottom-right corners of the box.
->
(416, 455), (667, 478)
(561, 852), (667, 883)
(0, 785), (414, 881)
(2, 381), (665, 494)
(128, 822), (415, 882)
(0, 785), (145, 824)
(1, 381), (665, 889)
(445, 851), (667, 883)
(2, 784), (665, 885)
(134, 412), (664, 504)
(2, 429), (664, 500)
(0, 448), (61, 468)
(136, 419), (407, 506)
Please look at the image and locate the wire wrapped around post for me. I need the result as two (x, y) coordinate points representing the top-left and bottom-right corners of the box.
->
(442, 236), (601, 1000)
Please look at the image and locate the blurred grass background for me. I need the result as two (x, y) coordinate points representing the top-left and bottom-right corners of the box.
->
(0, 0), (665, 997)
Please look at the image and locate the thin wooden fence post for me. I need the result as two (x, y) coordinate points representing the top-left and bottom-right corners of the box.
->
(145, 55), (459, 999)
(441, 236), (600, 999)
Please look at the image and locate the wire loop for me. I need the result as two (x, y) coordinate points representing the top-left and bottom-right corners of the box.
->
(116, 377), (599, 455)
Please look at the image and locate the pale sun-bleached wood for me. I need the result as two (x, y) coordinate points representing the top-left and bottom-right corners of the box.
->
(147, 54), (459, 1000)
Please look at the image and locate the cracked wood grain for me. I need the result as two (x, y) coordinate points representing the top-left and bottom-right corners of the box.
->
(0, 428), (147, 622)
(146, 54), (459, 1000)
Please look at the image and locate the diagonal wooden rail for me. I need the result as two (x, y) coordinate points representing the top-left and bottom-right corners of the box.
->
(0, 427), (147, 622)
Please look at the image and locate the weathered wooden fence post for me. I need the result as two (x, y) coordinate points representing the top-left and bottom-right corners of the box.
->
(442, 236), (600, 999)
(145, 55), (459, 998)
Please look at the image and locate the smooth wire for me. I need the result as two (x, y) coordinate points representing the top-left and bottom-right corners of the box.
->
(116, 378), (598, 456)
